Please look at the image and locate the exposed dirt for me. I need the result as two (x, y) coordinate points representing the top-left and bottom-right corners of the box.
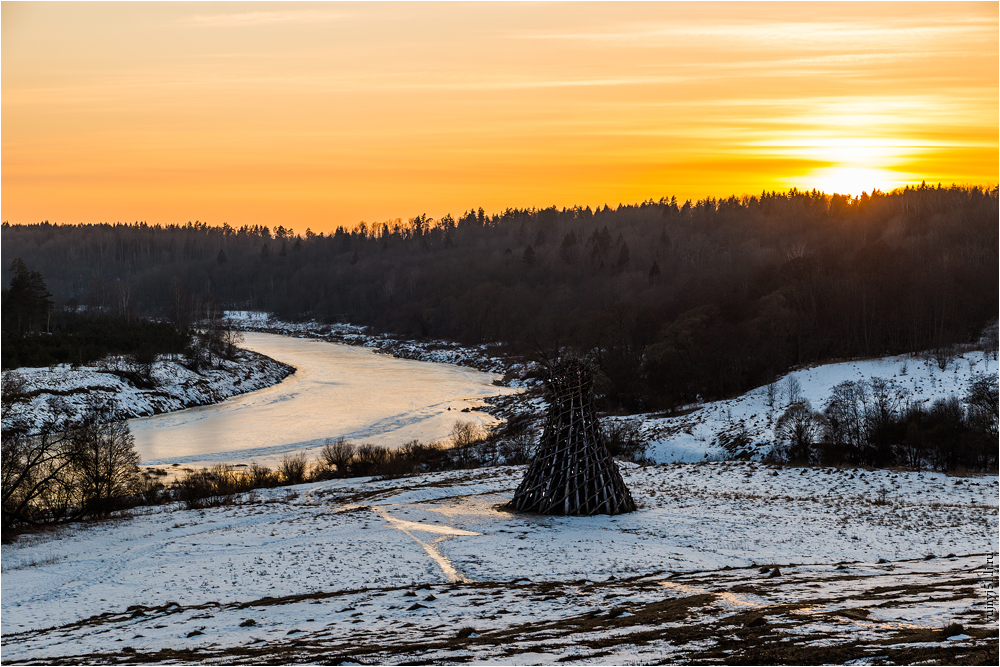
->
(5, 557), (995, 665)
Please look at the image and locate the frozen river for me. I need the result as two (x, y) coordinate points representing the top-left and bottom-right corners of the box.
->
(129, 333), (520, 468)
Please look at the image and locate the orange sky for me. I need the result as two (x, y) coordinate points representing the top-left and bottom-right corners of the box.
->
(2, 1), (997, 233)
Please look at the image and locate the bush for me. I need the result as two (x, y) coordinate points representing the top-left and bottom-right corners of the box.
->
(247, 462), (279, 488)
(494, 415), (536, 465)
(278, 452), (309, 485)
(604, 418), (649, 463)
(397, 439), (448, 471)
(352, 444), (391, 477)
(773, 400), (826, 464)
(319, 437), (356, 477)
(173, 464), (264, 509)
(451, 420), (491, 468)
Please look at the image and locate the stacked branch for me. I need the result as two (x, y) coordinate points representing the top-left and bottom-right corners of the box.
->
(510, 359), (636, 515)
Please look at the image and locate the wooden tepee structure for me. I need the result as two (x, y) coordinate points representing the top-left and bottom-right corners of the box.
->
(510, 359), (636, 516)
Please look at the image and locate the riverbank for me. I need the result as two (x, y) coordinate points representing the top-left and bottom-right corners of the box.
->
(129, 333), (521, 470)
(223, 311), (546, 426)
(1, 347), (294, 434)
(223, 311), (531, 381)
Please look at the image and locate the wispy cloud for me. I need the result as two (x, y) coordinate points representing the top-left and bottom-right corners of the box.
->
(180, 9), (351, 28)
(514, 15), (995, 50)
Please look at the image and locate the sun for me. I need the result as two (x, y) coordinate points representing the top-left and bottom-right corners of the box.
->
(780, 138), (916, 196)
(801, 166), (907, 197)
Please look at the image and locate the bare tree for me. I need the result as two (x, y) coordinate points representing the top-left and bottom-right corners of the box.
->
(319, 437), (356, 477)
(451, 420), (483, 449)
(115, 280), (133, 322)
(219, 327), (244, 360)
(783, 375), (802, 406)
(278, 451), (309, 484)
(451, 420), (486, 467)
(774, 400), (826, 463)
(764, 381), (778, 411)
(69, 403), (141, 517)
(2, 427), (76, 530)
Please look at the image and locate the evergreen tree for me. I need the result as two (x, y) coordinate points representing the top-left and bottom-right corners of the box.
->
(1, 258), (53, 333)
(648, 259), (661, 283)
(522, 245), (536, 266)
(616, 241), (630, 270)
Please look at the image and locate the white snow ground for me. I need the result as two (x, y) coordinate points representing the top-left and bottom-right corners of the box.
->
(2, 322), (997, 663)
(2, 463), (996, 663)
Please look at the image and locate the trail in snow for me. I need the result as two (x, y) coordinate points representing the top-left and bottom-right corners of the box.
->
(371, 506), (480, 583)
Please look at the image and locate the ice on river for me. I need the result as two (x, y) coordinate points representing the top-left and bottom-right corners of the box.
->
(129, 333), (520, 468)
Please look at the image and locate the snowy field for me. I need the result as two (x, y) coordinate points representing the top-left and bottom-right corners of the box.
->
(2, 463), (997, 664)
(3, 319), (997, 663)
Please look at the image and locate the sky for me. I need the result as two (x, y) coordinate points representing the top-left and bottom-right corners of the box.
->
(2, 1), (997, 233)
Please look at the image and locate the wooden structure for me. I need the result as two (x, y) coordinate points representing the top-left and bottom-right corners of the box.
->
(510, 359), (636, 515)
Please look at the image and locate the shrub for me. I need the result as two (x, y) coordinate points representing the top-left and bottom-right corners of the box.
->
(495, 415), (536, 465)
(319, 437), (356, 477)
(398, 440), (448, 472)
(246, 462), (279, 488)
(773, 400), (826, 464)
(604, 418), (649, 463)
(173, 464), (263, 509)
(278, 452), (309, 485)
(451, 420), (494, 468)
(352, 444), (391, 477)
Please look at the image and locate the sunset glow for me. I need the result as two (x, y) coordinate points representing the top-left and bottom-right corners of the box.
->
(2, 1), (997, 231)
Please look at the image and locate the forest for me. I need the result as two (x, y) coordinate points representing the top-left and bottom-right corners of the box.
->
(2, 183), (997, 411)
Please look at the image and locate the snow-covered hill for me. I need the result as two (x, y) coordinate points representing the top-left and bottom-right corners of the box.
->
(2, 349), (294, 433)
(624, 350), (998, 464)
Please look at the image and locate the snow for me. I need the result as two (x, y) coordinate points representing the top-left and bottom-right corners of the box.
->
(639, 351), (998, 463)
(2, 316), (997, 662)
(2, 463), (996, 663)
(2, 347), (293, 434)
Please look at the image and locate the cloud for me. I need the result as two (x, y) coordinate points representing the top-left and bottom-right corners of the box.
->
(180, 9), (351, 28)
(514, 15), (995, 50)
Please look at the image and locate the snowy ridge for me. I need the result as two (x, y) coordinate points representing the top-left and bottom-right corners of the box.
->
(2, 348), (294, 433)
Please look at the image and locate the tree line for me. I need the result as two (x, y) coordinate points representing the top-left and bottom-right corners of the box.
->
(2, 257), (248, 374)
(3, 183), (997, 410)
(759, 372), (998, 472)
(1, 398), (142, 532)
